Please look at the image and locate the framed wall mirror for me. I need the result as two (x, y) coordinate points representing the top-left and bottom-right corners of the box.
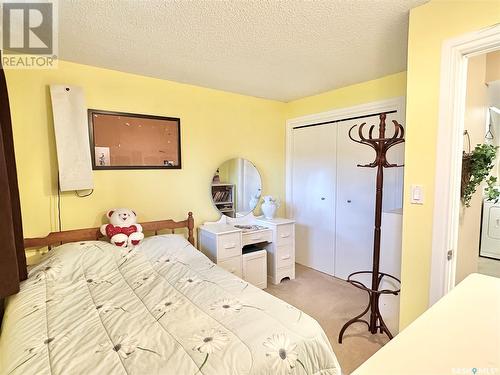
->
(211, 158), (262, 217)
(88, 109), (181, 170)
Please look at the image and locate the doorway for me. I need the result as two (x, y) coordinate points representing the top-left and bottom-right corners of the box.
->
(429, 24), (500, 305)
(455, 51), (500, 285)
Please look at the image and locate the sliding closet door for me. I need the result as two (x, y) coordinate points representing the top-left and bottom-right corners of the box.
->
(334, 119), (377, 279)
(292, 125), (336, 275)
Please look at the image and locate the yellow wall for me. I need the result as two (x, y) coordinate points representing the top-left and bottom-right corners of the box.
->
(400, 0), (500, 328)
(287, 71), (407, 118)
(486, 50), (500, 83)
(6, 60), (286, 241)
(7, 60), (407, 270)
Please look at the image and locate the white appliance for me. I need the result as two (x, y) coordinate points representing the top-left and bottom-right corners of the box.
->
(480, 199), (500, 260)
(290, 112), (404, 279)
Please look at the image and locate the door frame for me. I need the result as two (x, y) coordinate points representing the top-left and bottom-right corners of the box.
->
(285, 97), (406, 219)
(429, 24), (500, 306)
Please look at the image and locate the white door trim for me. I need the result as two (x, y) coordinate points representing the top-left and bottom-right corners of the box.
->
(429, 24), (500, 306)
(285, 97), (406, 219)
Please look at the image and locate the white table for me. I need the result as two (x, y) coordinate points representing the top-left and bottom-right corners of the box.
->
(353, 273), (500, 375)
(198, 214), (295, 288)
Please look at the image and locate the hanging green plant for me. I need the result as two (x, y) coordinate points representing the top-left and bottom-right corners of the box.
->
(461, 143), (500, 207)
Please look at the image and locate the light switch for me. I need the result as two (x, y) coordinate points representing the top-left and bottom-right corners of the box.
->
(410, 185), (424, 204)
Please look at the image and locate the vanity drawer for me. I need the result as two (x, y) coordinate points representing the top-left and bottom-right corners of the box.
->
(218, 256), (242, 278)
(242, 229), (273, 246)
(217, 232), (241, 259)
(276, 224), (294, 246)
(276, 244), (294, 268)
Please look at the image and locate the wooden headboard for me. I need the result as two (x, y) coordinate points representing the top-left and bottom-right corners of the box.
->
(24, 212), (195, 250)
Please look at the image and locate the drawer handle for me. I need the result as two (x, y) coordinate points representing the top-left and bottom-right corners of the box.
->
(280, 233), (290, 238)
(224, 243), (236, 249)
(281, 255), (291, 260)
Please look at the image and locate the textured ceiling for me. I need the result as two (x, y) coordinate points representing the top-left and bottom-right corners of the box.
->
(59, 0), (427, 102)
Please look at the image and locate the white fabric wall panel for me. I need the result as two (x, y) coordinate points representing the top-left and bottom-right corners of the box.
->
(50, 85), (93, 191)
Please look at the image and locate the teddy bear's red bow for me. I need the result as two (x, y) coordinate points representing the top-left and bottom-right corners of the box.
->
(105, 224), (138, 238)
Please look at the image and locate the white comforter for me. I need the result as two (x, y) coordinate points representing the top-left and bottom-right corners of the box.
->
(0, 235), (340, 375)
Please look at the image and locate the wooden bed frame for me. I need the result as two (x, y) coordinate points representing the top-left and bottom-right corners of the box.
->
(0, 213), (194, 323)
(24, 212), (195, 250)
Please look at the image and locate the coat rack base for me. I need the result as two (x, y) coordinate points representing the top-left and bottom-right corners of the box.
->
(338, 271), (401, 344)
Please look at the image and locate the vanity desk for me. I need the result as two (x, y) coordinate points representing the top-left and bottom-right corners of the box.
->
(201, 157), (295, 289)
(198, 214), (295, 288)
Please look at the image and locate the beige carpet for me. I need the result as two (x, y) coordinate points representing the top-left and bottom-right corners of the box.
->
(265, 264), (388, 375)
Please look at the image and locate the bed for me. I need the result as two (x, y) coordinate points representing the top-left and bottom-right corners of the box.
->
(0, 213), (340, 375)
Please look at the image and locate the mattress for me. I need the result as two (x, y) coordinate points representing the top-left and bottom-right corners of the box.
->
(0, 235), (340, 375)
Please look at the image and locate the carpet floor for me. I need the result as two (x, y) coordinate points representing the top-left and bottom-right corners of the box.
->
(265, 263), (388, 375)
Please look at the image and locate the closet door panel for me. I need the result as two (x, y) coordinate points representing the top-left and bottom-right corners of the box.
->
(335, 119), (376, 280)
(292, 125), (336, 275)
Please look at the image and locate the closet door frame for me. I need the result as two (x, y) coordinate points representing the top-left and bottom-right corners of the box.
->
(285, 97), (406, 220)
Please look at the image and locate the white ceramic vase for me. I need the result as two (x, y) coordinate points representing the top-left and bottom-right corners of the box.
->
(261, 196), (278, 219)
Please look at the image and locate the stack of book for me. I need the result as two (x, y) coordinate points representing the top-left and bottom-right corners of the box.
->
(213, 190), (231, 203)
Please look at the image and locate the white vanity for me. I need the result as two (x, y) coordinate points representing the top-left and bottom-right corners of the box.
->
(198, 214), (295, 288)
(199, 158), (295, 289)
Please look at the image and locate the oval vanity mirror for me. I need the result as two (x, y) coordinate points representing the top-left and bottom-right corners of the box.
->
(211, 158), (262, 217)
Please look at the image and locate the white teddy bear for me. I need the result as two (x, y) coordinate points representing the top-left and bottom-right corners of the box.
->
(100, 208), (144, 247)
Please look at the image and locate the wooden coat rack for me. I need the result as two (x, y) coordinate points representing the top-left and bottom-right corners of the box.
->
(338, 113), (404, 343)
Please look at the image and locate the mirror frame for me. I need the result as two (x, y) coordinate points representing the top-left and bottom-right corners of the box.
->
(88, 109), (182, 170)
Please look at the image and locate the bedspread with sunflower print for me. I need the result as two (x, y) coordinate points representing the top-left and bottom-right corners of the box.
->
(0, 235), (340, 375)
